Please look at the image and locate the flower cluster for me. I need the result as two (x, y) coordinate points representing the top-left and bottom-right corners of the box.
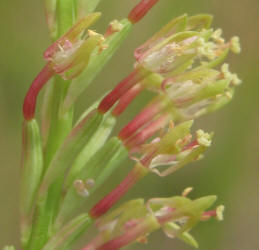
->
(84, 189), (224, 250)
(98, 14), (241, 120)
(18, 1), (241, 250)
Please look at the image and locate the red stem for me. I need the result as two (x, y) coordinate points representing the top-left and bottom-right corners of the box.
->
(118, 99), (162, 140)
(98, 68), (148, 113)
(125, 114), (170, 149)
(112, 84), (143, 116)
(23, 63), (54, 120)
(128, 0), (160, 24)
(90, 166), (147, 219)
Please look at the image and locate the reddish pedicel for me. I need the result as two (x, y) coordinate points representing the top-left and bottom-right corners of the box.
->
(128, 0), (160, 24)
(98, 69), (147, 113)
(112, 84), (143, 116)
(90, 166), (145, 218)
(23, 63), (54, 120)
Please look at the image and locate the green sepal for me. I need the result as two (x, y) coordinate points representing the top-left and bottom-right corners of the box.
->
(187, 14), (213, 31)
(173, 68), (219, 84)
(148, 195), (217, 233)
(146, 14), (187, 44)
(96, 199), (147, 241)
(40, 111), (103, 194)
(206, 88), (234, 114)
(163, 222), (199, 248)
(62, 18), (133, 113)
(192, 79), (230, 103)
(42, 213), (93, 250)
(156, 120), (193, 155)
(55, 137), (128, 228)
(197, 49), (229, 70)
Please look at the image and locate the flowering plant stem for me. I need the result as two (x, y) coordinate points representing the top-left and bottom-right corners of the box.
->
(25, 2), (76, 249)
(15, 1), (241, 250)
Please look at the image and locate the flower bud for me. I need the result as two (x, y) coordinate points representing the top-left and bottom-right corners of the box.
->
(131, 121), (213, 177)
(44, 13), (104, 80)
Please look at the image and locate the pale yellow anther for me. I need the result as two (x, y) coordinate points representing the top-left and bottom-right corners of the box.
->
(225, 91), (232, 100)
(169, 121), (175, 129)
(221, 63), (242, 86)
(88, 29), (99, 37)
(197, 37), (217, 60)
(182, 187), (193, 197)
(196, 130), (211, 147)
(212, 29), (225, 44)
(230, 36), (241, 54)
(109, 20), (123, 32)
(212, 29), (223, 39)
(216, 205), (225, 221)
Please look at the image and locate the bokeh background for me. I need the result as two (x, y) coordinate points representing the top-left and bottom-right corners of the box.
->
(0, 0), (258, 249)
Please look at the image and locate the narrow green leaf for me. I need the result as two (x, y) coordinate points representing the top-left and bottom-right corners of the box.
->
(21, 120), (44, 216)
(163, 222), (199, 248)
(40, 111), (103, 195)
(55, 137), (128, 228)
(65, 112), (116, 187)
(20, 120), (44, 246)
(56, 0), (76, 37)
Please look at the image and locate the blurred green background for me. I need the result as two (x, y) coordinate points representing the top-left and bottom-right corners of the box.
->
(0, 0), (258, 249)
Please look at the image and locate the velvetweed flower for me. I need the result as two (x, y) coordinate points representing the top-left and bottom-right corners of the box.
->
(90, 121), (213, 218)
(44, 12), (105, 80)
(83, 190), (224, 250)
(18, 1), (242, 249)
(23, 12), (105, 120)
(98, 14), (241, 117)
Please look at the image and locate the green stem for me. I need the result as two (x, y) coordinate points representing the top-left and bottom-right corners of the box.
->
(43, 76), (74, 169)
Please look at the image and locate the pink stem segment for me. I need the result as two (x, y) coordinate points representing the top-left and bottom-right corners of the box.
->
(128, 0), (160, 24)
(112, 84), (143, 116)
(118, 99), (162, 140)
(125, 114), (170, 149)
(23, 63), (55, 120)
(90, 166), (147, 219)
(98, 69), (148, 114)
